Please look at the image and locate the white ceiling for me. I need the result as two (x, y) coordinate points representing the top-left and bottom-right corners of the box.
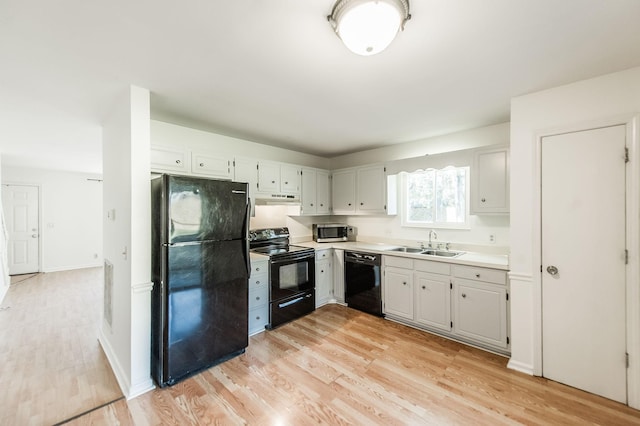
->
(2, 0), (640, 174)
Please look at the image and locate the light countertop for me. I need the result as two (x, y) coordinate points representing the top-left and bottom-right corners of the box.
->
(293, 240), (509, 271)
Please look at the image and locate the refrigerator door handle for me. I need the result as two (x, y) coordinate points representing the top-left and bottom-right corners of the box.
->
(243, 198), (251, 278)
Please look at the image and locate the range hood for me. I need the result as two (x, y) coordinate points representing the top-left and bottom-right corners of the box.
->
(254, 193), (301, 205)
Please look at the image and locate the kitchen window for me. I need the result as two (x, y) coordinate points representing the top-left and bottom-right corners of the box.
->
(400, 166), (470, 229)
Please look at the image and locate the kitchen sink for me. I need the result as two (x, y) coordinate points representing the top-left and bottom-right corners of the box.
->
(386, 246), (464, 258)
(421, 249), (464, 258)
(387, 247), (424, 253)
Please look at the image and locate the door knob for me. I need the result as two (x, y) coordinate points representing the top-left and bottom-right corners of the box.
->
(546, 265), (559, 276)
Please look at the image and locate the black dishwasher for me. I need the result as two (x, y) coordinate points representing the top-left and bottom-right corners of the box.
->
(344, 251), (383, 317)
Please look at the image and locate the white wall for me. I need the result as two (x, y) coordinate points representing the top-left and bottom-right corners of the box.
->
(151, 120), (331, 170)
(328, 123), (511, 250)
(99, 85), (154, 399)
(160, 121), (512, 249)
(330, 122), (509, 169)
(2, 167), (103, 272)
(0, 157), (7, 304)
(509, 65), (640, 401)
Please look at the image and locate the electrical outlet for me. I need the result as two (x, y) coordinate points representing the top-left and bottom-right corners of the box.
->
(489, 234), (495, 244)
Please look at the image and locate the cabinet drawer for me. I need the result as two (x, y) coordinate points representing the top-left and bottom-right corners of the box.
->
(249, 305), (268, 335)
(249, 285), (268, 309)
(249, 273), (268, 290)
(452, 265), (507, 285)
(384, 256), (413, 269)
(414, 259), (450, 275)
(251, 261), (267, 276)
(316, 249), (331, 261)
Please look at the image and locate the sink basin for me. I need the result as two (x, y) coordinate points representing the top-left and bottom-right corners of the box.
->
(422, 249), (464, 258)
(387, 247), (424, 253)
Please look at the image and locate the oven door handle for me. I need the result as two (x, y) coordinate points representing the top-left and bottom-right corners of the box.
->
(278, 293), (312, 309)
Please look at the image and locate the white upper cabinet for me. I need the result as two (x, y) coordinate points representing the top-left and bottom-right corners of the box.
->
(233, 157), (258, 216)
(332, 169), (356, 214)
(191, 152), (232, 179)
(301, 168), (331, 216)
(332, 164), (386, 215)
(471, 147), (510, 214)
(150, 145), (189, 174)
(316, 170), (331, 215)
(257, 161), (301, 196)
(357, 164), (386, 214)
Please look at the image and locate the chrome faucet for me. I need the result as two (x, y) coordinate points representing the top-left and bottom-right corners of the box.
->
(428, 229), (437, 248)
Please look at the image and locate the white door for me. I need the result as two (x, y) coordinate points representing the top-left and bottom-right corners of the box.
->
(2, 184), (40, 275)
(541, 125), (627, 403)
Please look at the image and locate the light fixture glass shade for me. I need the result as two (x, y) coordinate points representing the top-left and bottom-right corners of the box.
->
(329, 0), (410, 56)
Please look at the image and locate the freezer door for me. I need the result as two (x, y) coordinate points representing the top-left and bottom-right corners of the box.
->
(158, 240), (249, 386)
(166, 175), (248, 243)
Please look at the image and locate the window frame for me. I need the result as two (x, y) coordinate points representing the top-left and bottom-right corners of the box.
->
(399, 166), (471, 230)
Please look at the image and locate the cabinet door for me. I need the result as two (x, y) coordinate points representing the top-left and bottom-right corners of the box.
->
(257, 161), (280, 193)
(280, 165), (301, 195)
(384, 267), (413, 320)
(234, 157), (258, 217)
(453, 279), (508, 349)
(315, 257), (333, 308)
(357, 164), (386, 213)
(301, 168), (317, 215)
(332, 169), (356, 214)
(471, 148), (509, 214)
(192, 152), (232, 179)
(150, 145), (188, 173)
(333, 249), (345, 304)
(316, 170), (331, 215)
(415, 272), (451, 332)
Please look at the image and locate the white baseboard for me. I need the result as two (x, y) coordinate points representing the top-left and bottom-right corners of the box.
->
(98, 327), (131, 398)
(43, 262), (103, 273)
(507, 359), (535, 376)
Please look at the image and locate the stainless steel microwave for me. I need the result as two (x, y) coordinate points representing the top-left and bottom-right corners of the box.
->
(312, 224), (357, 243)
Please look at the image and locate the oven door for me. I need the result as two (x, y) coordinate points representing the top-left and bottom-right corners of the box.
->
(270, 251), (315, 301)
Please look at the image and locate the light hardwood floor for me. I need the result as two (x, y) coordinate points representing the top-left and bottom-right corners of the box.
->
(0, 268), (122, 425)
(69, 304), (640, 425)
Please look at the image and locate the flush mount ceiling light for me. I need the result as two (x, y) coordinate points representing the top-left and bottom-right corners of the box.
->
(327, 0), (411, 56)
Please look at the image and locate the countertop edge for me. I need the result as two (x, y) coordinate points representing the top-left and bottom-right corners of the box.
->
(293, 241), (509, 270)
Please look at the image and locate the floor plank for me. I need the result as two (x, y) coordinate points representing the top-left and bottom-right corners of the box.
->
(0, 268), (122, 425)
(69, 304), (640, 425)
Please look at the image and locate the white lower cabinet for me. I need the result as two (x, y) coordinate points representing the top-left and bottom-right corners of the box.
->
(315, 249), (333, 307)
(384, 267), (414, 320)
(383, 255), (509, 354)
(248, 258), (269, 336)
(415, 271), (451, 332)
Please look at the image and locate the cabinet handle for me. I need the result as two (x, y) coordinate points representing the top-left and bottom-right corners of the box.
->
(320, 203), (323, 207)
(310, 203), (314, 206)
(256, 280), (260, 285)
(256, 268), (260, 272)
(176, 160), (181, 164)
(256, 316), (261, 320)
(321, 270), (324, 273)
(402, 281), (407, 285)
(199, 162), (205, 167)
(348, 203), (352, 206)
(481, 198), (486, 203)
(475, 274), (480, 278)
(360, 202), (364, 206)
(284, 181), (289, 184)
(421, 285), (426, 289)
(271, 180), (276, 184)
(462, 293), (467, 298)
(256, 296), (260, 301)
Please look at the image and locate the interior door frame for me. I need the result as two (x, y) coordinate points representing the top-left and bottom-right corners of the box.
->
(2, 182), (42, 275)
(532, 114), (640, 408)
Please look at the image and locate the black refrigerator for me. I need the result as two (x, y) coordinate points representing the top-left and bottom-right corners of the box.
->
(151, 174), (250, 387)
